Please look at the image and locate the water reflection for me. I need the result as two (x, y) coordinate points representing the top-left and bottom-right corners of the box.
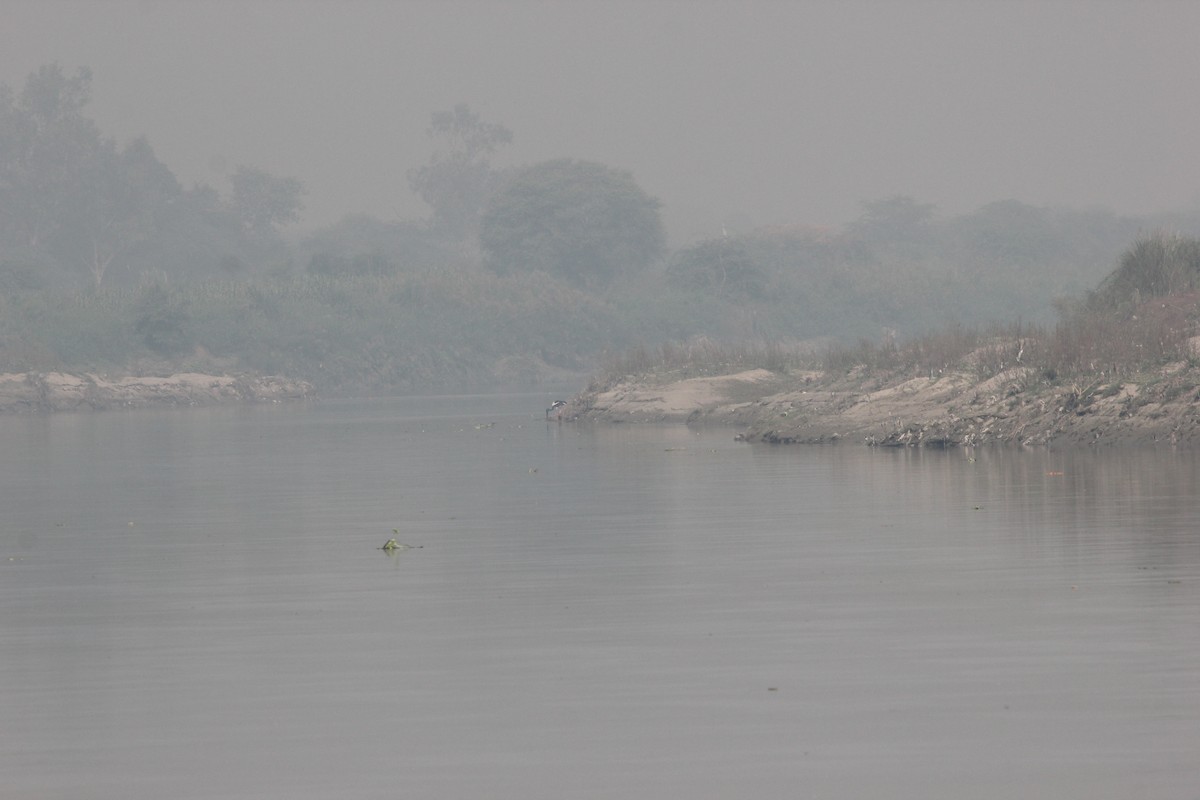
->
(1, 400), (1197, 799)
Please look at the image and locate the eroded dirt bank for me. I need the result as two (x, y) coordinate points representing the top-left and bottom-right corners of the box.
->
(568, 363), (1200, 447)
(0, 371), (312, 413)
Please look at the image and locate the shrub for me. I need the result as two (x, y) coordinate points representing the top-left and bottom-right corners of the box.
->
(134, 285), (192, 356)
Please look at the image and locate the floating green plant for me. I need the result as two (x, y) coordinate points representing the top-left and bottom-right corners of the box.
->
(382, 530), (422, 552)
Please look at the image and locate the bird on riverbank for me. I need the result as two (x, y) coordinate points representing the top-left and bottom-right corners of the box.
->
(546, 400), (567, 419)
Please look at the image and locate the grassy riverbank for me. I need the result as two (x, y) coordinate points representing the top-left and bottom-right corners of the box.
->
(568, 297), (1200, 447)
(568, 233), (1200, 446)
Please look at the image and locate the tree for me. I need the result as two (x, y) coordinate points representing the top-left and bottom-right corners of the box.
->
(847, 195), (936, 247)
(407, 104), (512, 244)
(302, 213), (458, 276)
(0, 64), (100, 256)
(0, 65), (191, 286)
(68, 136), (182, 286)
(229, 165), (305, 235)
(127, 182), (243, 283)
(479, 159), (665, 289)
(0, 64), (305, 287)
(667, 236), (766, 298)
(950, 200), (1061, 266)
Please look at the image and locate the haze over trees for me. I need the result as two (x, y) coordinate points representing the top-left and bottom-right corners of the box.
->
(229, 166), (305, 239)
(407, 103), (513, 249)
(480, 158), (666, 289)
(2, 63), (1198, 393)
(0, 64), (302, 289)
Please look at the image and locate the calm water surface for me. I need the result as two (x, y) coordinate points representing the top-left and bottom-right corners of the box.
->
(2, 395), (1198, 799)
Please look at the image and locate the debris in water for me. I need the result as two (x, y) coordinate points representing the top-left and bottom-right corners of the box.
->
(382, 530), (423, 552)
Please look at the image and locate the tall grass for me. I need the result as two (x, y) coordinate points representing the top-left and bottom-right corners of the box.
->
(593, 294), (1199, 391)
(818, 302), (1198, 384)
(1089, 231), (1200, 312)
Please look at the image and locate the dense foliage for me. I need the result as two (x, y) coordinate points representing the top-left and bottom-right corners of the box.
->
(407, 103), (513, 246)
(479, 159), (666, 289)
(0, 65), (302, 289)
(0, 272), (626, 392)
(3, 64), (1200, 394)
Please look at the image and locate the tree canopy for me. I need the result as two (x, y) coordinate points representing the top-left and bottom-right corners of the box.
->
(846, 195), (936, 250)
(230, 165), (305, 236)
(0, 64), (305, 287)
(479, 158), (665, 289)
(407, 104), (512, 245)
(667, 236), (766, 299)
(302, 213), (459, 276)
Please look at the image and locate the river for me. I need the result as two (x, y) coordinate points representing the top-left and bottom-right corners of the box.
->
(2, 395), (1197, 799)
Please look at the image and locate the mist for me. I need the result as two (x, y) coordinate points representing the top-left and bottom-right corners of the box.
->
(5, 0), (1200, 244)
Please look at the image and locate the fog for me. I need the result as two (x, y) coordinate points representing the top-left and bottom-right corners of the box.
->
(5, 0), (1200, 244)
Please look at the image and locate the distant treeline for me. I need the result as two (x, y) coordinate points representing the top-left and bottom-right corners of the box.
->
(3, 64), (1200, 392)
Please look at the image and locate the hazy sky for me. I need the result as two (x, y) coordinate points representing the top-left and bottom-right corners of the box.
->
(5, 0), (1200, 244)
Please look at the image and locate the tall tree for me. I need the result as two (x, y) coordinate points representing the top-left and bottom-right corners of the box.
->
(479, 159), (665, 289)
(0, 65), (192, 286)
(68, 136), (181, 286)
(302, 213), (458, 276)
(847, 195), (936, 246)
(0, 64), (311, 286)
(229, 165), (305, 236)
(667, 236), (766, 299)
(408, 104), (512, 245)
(949, 199), (1061, 266)
(0, 65), (100, 255)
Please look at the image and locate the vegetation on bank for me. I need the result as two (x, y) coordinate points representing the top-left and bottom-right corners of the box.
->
(5, 224), (1200, 396)
(4, 64), (1200, 396)
(593, 231), (1200, 395)
(0, 271), (617, 392)
(577, 232), (1200, 448)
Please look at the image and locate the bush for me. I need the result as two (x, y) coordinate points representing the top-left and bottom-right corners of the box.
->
(134, 285), (192, 356)
(1088, 231), (1200, 312)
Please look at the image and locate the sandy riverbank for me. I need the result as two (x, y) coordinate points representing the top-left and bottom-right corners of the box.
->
(566, 362), (1200, 447)
(0, 371), (312, 413)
